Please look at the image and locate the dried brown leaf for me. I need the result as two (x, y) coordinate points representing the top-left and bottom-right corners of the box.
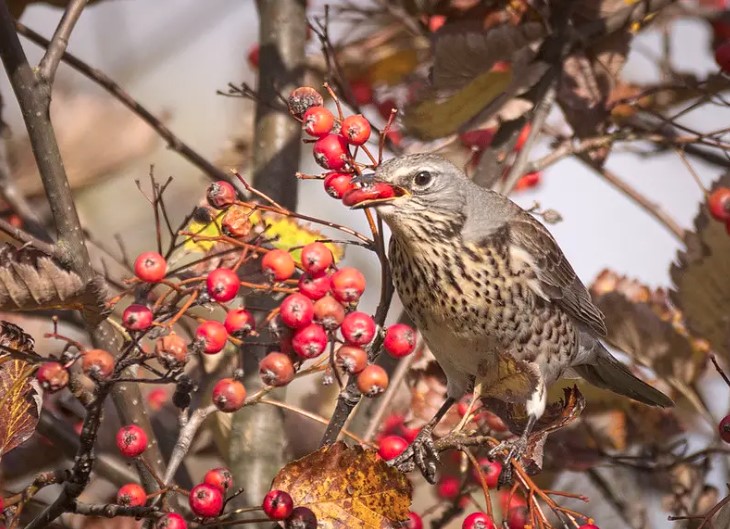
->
(0, 245), (108, 322)
(670, 174), (730, 361)
(271, 442), (412, 529)
(0, 322), (40, 458)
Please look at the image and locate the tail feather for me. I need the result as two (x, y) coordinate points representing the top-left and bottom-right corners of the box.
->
(573, 346), (674, 408)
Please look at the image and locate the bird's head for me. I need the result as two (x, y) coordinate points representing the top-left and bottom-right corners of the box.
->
(350, 154), (469, 229)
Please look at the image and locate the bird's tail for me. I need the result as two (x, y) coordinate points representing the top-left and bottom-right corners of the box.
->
(572, 344), (674, 408)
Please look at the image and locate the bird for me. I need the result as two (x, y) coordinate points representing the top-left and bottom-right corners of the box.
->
(351, 153), (673, 484)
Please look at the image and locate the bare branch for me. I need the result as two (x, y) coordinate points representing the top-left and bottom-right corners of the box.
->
(37, 0), (88, 85)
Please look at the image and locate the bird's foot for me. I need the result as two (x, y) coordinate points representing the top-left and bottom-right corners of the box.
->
(388, 426), (440, 484)
(488, 435), (529, 487)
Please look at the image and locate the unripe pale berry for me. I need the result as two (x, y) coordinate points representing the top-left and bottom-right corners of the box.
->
(313, 134), (349, 170)
(204, 467), (234, 492)
(189, 483), (224, 518)
(323, 172), (354, 199)
(298, 272), (331, 300)
(212, 378), (247, 412)
(262, 489), (294, 520)
(335, 345), (368, 374)
(300, 242), (333, 275)
(357, 364), (388, 396)
(122, 304), (154, 331)
(207, 181), (237, 209)
(262, 249), (296, 281)
(224, 308), (256, 337)
(341, 311), (376, 345)
(36, 361), (69, 392)
(206, 268), (240, 302)
(155, 334), (188, 369)
(462, 512), (496, 529)
(313, 295), (346, 329)
(303, 106), (335, 137)
(260, 352), (296, 386)
(292, 324), (328, 359)
(156, 512), (188, 529)
(341, 114), (371, 145)
(330, 267), (366, 304)
(116, 424), (148, 457)
(378, 435), (408, 460)
(383, 323), (416, 357)
(82, 349), (115, 379)
(279, 293), (315, 329)
(285, 506), (317, 529)
(288, 86), (324, 118)
(117, 483), (146, 506)
(196, 321), (228, 354)
(134, 251), (167, 282)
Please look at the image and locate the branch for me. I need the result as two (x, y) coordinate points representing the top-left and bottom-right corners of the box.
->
(14, 22), (236, 186)
(37, 0), (88, 85)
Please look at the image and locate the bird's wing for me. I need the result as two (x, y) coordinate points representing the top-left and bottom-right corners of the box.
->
(507, 214), (607, 336)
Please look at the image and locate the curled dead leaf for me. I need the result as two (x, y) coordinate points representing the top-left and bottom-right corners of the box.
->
(271, 442), (412, 529)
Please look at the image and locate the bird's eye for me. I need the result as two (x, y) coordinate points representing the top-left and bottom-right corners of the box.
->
(413, 171), (433, 187)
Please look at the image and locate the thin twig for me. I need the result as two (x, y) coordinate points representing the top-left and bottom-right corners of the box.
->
(37, 0), (88, 84)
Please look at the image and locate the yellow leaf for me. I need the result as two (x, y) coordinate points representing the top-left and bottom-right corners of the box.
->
(366, 48), (419, 86)
(261, 214), (344, 264)
(271, 442), (412, 529)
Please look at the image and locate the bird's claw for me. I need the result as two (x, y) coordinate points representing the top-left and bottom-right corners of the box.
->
(387, 427), (440, 483)
(489, 435), (529, 487)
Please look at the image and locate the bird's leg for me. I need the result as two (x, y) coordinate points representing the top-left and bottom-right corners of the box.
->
(454, 382), (483, 433)
(388, 396), (456, 484)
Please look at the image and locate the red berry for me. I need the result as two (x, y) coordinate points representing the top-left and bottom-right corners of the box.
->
(206, 269), (240, 302)
(335, 345), (368, 374)
(428, 14), (446, 32)
(134, 251), (167, 282)
(189, 483), (223, 518)
(285, 506), (317, 529)
(116, 424), (148, 457)
(291, 324), (328, 359)
(262, 249), (296, 281)
(342, 182), (395, 207)
(262, 489), (294, 520)
(349, 79), (374, 105)
(463, 512), (496, 529)
(357, 364), (388, 396)
(376, 99), (397, 120)
(260, 352), (296, 386)
(36, 361), (69, 392)
(472, 458), (502, 488)
(212, 378), (247, 412)
(117, 483), (146, 506)
(341, 114), (371, 145)
(405, 512), (423, 529)
(313, 295), (346, 329)
(436, 476), (460, 500)
(298, 272), (331, 300)
(224, 308), (256, 337)
(147, 388), (168, 411)
(498, 491), (527, 513)
(717, 41), (730, 72)
(82, 349), (115, 379)
(155, 334), (188, 368)
(204, 467), (234, 492)
(507, 506), (528, 529)
(303, 106), (335, 137)
(459, 128), (496, 150)
(514, 171), (541, 191)
(247, 44), (259, 69)
(378, 435), (408, 460)
(341, 311), (376, 345)
(122, 304), (154, 331)
(279, 293), (315, 329)
(514, 123), (531, 151)
(709, 187), (730, 221)
(323, 172), (355, 199)
(207, 181), (237, 209)
(300, 242), (333, 275)
(288, 86), (324, 119)
(156, 513), (187, 529)
(383, 323), (416, 357)
(330, 267), (366, 303)
(196, 321), (228, 354)
(720, 414), (730, 442)
(313, 134), (349, 170)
